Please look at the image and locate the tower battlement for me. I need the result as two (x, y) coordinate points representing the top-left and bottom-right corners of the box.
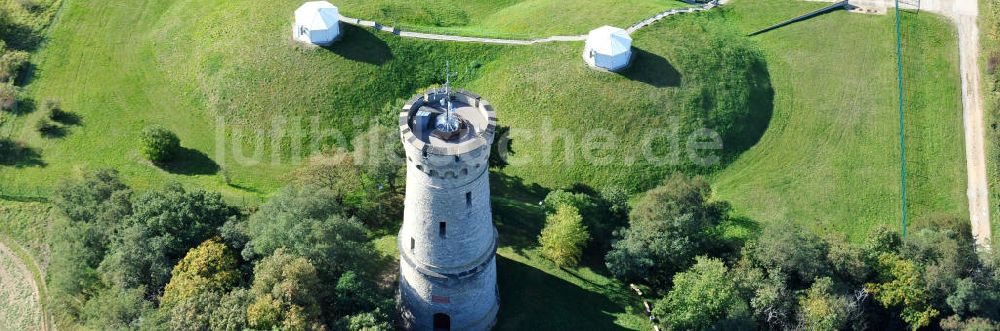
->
(398, 88), (497, 184)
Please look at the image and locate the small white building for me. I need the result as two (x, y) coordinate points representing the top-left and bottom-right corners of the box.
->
(583, 26), (633, 71)
(293, 1), (341, 46)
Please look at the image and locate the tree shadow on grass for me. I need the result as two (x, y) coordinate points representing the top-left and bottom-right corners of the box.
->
(0, 139), (44, 168)
(50, 110), (83, 126)
(725, 58), (774, 156)
(490, 172), (549, 252)
(38, 124), (67, 138)
(495, 256), (631, 331)
(322, 24), (393, 65)
(7, 96), (35, 116)
(159, 147), (220, 175)
(619, 47), (681, 88)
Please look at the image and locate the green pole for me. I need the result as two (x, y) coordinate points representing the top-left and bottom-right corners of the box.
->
(895, 0), (908, 238)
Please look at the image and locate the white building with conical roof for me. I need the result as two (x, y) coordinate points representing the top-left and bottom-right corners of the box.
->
(293, 1), (341, 46)
(583, 26), (633, 71)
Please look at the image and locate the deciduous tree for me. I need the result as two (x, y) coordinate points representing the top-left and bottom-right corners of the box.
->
(538, 204), (589, 268)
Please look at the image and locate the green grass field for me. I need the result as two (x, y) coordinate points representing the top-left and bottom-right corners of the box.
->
(981, 0), (1000, 247)
(0, 1), (966, 239)
(331, 0), (689, 39)
(0, 0), (971, 327)
(0, 0), (769, 201)
(711, 1), (966, 241)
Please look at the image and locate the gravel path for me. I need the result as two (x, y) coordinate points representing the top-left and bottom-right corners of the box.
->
(954, 12), (991, 248)
(339, 2), (721, 45)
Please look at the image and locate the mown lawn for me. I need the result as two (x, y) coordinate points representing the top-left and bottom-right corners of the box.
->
(1, 0), (770, 201)
(981, 0), (1000, 247)
(0, 0), (510, 202)
(711, 0), (966, 241)
(331, 0), (689, 39)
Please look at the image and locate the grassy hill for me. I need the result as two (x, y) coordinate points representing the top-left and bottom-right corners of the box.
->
(0, 0), (972, 328)
(0, 0), (769, 201)
(331, 0), (689, 39)
(711, 1), (966, 241)
(982, 0), (1000, 247)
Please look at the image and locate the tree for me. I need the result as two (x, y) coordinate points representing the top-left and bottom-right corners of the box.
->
(161, 238), (240, 305)
(605, 173), (728, 287)
(654, 256), (751, 330)
(0, 47), (28, 83)
(295, 149), (403, 230)
(947, 277), (1000, 320)
(140, 125), (181, 163)
(166, 291), (221, 331)
(542, 190), (597, 215)
(742, 221), (830, 288)
(53, 169), (132, 226)
(352, 124), (404, 191)
(335, 271), (391, 316)
(866, 253), (940, 330)
(339, 310), (393, 331)
(79, 286), (152, 330)
(901, 221), (980, 313)
(940, 316), (1000, 330)
(245, 185), (377, 281)
(247, 249), (324, 330)
(49, 170), (134, 322)
(210, 288), (254, 331)
(99, 184), (237, 292)
(731, 261), (797, 329)
(538, 204), (590, 268)
(797, 277), (861, 330)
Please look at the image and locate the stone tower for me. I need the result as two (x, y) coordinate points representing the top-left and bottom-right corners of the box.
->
(397, 85), (499, 331)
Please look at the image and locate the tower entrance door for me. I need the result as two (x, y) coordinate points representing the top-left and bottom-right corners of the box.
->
(433, 313), (451, 331)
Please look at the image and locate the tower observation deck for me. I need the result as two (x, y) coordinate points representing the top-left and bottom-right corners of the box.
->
(397, 86), (499, 331)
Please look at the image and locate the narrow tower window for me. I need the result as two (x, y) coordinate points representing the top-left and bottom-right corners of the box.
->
(439, 222), (447, 238)
(465, 192), (472, 207)
(410, 237), (415, 251)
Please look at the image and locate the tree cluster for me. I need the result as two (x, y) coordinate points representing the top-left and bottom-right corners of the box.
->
(48, 166), (396, 330)
(604, 173), (1000, 330)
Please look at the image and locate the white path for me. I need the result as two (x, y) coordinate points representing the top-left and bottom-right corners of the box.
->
(339, 2), (721, 45)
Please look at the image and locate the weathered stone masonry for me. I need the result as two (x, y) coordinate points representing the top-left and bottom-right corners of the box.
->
(397, 88), (499, 330)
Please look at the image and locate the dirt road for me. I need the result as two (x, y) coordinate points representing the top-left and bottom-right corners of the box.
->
(0, 241), (45, 330)
(955, 11), (991, 248)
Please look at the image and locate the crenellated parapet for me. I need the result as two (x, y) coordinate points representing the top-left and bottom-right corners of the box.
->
(398, 88), (497, 185)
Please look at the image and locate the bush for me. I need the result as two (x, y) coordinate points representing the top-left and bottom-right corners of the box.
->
(0, 50), (29, 83)
(140, 125), (181, 163)
(0, 83), (17, 111)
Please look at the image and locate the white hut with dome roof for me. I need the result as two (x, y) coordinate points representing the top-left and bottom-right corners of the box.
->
(583, 26), (633, 71)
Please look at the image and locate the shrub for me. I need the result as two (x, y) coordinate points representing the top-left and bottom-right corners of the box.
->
(140, 125), (181, 163)
(0, 50), (29, 83)
(0, 83), (17, 111)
